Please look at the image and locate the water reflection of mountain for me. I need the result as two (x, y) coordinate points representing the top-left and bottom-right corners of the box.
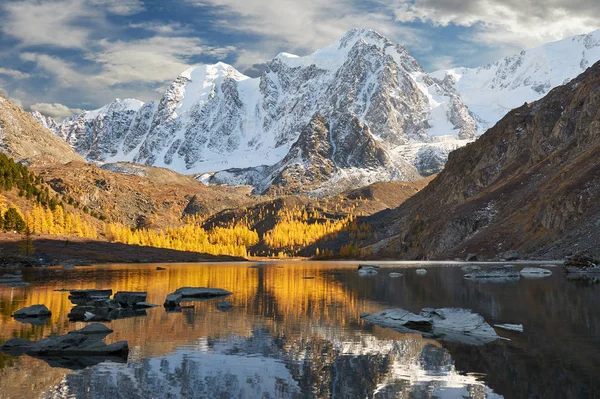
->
(0, 263), (599, 398)
(49, 329), (500, 399)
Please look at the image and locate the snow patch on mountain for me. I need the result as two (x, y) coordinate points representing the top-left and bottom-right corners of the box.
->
(432, 29), (600, 132)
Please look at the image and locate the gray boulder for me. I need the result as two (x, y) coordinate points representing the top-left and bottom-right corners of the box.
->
(13, 304), (51, 318)
(173, 287), (232, 298)
(362, 307), (499, 346)
(464, 265), (520, 282)
(114, 291), (147, 308)
(71, 323), (114, 335)
(68, 289), (113, 305)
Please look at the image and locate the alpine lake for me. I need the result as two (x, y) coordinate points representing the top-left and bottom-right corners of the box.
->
(0, 261), (599, 398)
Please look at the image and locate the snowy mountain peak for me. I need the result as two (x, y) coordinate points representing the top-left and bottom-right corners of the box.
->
(39, 29), (600, 195)
(432, 28), (600, 132)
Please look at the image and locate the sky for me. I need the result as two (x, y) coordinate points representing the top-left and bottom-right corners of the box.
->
(0, 0), (598, 120)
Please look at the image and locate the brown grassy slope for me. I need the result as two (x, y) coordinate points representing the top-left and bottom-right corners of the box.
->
(34, 161), (260, 228)
(0, 94), (83, 165)
(364, 60), (600, 260)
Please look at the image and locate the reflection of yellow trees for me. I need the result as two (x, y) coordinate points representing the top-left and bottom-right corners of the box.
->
(104, 221), (259, 257)
(0, 264), (363, 344)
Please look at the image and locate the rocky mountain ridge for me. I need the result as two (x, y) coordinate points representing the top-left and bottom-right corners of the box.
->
(33, 29), (600, 196)
(360, 60), (600, 260)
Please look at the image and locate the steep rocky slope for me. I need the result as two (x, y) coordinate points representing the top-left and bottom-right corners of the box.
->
(365, 60), (600, 260)
(0, 94), (83, 166)
(34, 162), (258, 229)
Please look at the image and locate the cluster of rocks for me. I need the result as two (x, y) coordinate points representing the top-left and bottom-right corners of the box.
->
(0, 272), (30, 287)
(463, 265), (552, 282)
(564, 254), (599, 272)
(0, 323), (128, 370)
(67, 289), (157, 322)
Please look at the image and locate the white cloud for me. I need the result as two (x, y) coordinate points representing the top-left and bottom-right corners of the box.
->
(30, 102), (84, 120)
(1, 0), (98, 49)
(187, 0), (429, 68)
(90, 0), (145, 16)
(392, 0), (600, 49)
(0, 67), (30, 80)
(86, 37), (236, 85)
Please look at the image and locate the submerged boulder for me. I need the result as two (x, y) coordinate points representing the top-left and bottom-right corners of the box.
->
(13, 304), (51, 318)
(464, 265), (520, 282)
(494, 323), (524, 332)
(173, 287), (232, 298)
(520, 267), (552, 278)
(71, 323), (114, 335)
(216, 300), (233, 312)
(362, 307), (499, 346)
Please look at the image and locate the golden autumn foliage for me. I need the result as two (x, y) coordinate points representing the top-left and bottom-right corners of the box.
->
(104, 221), (259, 257)
(25, 204), (98, 238)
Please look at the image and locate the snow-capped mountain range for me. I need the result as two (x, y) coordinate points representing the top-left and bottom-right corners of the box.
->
(32, 28), (600, 195)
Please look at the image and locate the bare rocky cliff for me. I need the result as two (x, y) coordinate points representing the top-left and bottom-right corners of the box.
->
(367, 60), (600, 260)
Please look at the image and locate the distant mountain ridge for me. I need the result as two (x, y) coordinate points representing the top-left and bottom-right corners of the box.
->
(32, 28), (600, 195)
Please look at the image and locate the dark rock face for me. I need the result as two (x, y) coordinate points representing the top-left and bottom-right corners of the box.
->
(366, 60), (600, 260)
(114, 292), (148, 308)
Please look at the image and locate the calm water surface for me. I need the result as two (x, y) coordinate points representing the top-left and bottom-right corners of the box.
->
(0, 261), (599, 398)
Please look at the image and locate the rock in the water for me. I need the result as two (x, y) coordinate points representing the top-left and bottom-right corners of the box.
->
(464, 265), (520, 282)
(216, 300), (233, 312)
(156, 266), (167, 271)
(68, 290), (113, 305)
(0, 333), (128, 358)
(362, 307), (499, 346)
(13, 304), (51, 318)
(71, 323), (114, 335)
(164, 293), (183, 308)
(358, 265), (381, 270)
(501, 250), (519, 261)
(389, 272), (403, 278)
(461, 265), (481, 273)
(114, 291), (147, 308)
(415, 268), (427, 275)
(465, 253), (478, 262)
(520, 267), (552, 278)
(358, 267), (378, 275)
(494, 323), (524, 332)
(173, 287), (232, 298)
